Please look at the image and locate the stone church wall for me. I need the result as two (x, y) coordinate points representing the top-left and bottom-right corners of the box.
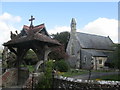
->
(66, 35), (81, 69)
(67, 56), (77, 68)
(81, 50), (92, 69)
(0, 68), (29, 87)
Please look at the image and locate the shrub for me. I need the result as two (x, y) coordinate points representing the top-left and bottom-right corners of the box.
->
(54, 60), (69, 72)
(48, 45), (68, 60)
(35, 60), (69, 89)
(35, 60), (54, 88)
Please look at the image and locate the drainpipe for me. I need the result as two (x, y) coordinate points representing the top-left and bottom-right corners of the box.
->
(95, 57), (97, 70)
(79, 49), (82, 69)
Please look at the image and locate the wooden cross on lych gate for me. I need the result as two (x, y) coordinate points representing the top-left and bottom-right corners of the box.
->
(29, 15), (35, 27)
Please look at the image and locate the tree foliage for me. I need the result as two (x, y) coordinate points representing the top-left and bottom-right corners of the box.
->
(112, 44), (120, 70)
(7, 52), (16, 68)
(51, 31), (70, 50)
(35, 60), (54, 88)
(0, 50), (2, 59)
(49, 31), (70, 60)
(48, 45), (68, 60)
(54, 59), (69, 72)
(109, 44), (120, 69)
(24, 49), (38, 65)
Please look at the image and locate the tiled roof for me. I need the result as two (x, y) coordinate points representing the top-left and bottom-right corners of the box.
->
(82, 49), (107, 57)
(3, 24), (61, 47)
(76, 32), (114, 50)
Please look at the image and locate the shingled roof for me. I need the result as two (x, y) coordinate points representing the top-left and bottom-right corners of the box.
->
(3, 23), (61, 47)
(76, 32), (114, 50)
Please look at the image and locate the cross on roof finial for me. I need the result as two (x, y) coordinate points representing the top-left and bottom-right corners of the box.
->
(29, 15), (35, 27)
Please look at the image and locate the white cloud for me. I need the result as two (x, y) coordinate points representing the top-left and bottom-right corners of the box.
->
(0, 12), (21, 50)
(0, 12), (21, 22)
(81, 17), (118, 43)
(48, 17), (118, 43)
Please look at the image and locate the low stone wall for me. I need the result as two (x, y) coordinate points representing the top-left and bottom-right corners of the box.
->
(0, 68), (18, 87)
(22, 72), (44, 90)
(0, 68), (29, 88)
(54, 76), (120, 89)
(18, 68), (29, 85)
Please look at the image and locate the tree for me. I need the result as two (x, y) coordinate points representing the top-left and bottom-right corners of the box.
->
(6, 52), (17, 68)
(48, 45), (68, 60)
(23, 49), (38, 65)
(51, 31), (70, 50)
(54, 59), (69, 72)
(112, 44), (120, 70)
(0, 50), (2, 59)
(49, 31), (70, 60)
(110, 44), (120, 70)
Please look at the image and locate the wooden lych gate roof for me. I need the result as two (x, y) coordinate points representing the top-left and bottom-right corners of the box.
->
(3, 17), (61, 48)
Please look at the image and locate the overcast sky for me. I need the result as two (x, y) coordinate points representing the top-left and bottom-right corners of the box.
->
(0, 1), (119, 50)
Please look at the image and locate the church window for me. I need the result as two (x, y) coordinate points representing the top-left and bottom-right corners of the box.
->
(91, 57), (94, 65)
(83, 56), (87, 64)
(99, 59), (102, 64)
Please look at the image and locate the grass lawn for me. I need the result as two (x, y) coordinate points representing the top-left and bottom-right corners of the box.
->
(99, 74), (120, 81)
(21, 64), (34, 72)
(26, 65), (34, 72)
(59, 69), (88, 77)
(58, 69), (119, 79)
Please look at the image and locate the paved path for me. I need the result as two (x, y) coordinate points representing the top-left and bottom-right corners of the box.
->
(71, 71), (120, 80)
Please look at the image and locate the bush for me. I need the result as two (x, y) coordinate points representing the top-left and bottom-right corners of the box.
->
(54, 60), (69, 72)
(104, 62), (115, 68)
(48, 45), (68, 60)
(35, 60), (69, 89)
(35, 60), (54, 88)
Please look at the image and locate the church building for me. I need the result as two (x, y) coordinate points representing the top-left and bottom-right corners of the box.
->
(66, 18), (114, 70)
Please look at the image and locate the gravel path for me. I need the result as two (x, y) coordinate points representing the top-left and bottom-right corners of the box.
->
(71, 71), (120, 80)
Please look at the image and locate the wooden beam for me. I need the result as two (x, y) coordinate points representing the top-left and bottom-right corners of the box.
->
(8, 47), (17, 55)
(16, 47), (29, 85)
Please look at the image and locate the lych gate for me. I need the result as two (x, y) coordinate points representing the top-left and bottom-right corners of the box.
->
(3, 16), (61, 85)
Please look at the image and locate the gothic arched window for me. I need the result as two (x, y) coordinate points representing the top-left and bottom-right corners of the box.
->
(83, 55), (87, 64)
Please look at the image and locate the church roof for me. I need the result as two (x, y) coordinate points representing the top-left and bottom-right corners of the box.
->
(82, 49), (107, 57)
(76, 32), (114, 50)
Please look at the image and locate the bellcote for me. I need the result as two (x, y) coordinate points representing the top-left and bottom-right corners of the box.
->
(71, 18), (76, 25)
(71, 18), (76, 35)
